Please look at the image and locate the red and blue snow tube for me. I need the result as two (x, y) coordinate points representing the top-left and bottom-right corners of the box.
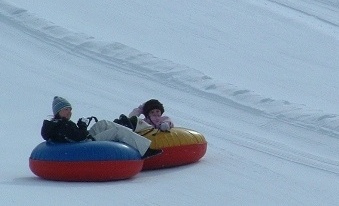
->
(29, 141), (143, 182)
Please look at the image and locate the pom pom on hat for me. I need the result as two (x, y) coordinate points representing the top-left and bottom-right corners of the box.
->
(142, 99), (164, 116)
(52, 96), (72, 115)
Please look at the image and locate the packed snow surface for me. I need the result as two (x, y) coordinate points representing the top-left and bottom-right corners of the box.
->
(1, 0), (338, 205)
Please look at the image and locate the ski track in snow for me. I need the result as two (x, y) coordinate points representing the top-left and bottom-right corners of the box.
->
(264, 0), (339, 31)
(230, 132), (339, 175)
(1, 1), (339, 177)
(1, 1), (339, 137)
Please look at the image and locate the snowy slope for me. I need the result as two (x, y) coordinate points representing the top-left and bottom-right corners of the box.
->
(1, 1), (339, 205)
(8, 0), (339, 115)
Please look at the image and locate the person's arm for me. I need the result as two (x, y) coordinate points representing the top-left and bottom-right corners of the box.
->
(159, 116), (174, 131)
(41, 119), (90, 142)
(128, 104), (144, 117)
(161, 116), (174, 127)
(41, 119), (68, 142)
(64, 120), (91, 142)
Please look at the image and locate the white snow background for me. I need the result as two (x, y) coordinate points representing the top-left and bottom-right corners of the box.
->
(1, 0), (339, 205)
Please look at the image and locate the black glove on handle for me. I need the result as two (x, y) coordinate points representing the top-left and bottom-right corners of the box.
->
(77, 118), (88, 130)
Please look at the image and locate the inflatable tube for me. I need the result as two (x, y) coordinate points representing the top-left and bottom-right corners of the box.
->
(139, 127), (207, 170)
(29, 141), (143, 181)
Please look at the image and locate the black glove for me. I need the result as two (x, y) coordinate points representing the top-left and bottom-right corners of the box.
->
(87, 135), (96, 141)
(77, 118), (88, 130)
(113, 114), (134, 130)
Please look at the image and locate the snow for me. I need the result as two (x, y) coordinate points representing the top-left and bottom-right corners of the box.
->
(0, 0), (338, 205)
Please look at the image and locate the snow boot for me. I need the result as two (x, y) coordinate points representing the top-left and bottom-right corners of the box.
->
(142, 148), (163, 159)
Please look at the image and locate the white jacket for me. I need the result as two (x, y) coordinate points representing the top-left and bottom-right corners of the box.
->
(88, 120), (151, 156)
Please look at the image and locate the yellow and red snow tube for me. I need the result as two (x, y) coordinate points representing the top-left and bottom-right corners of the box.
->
(138, 127), (207, 170)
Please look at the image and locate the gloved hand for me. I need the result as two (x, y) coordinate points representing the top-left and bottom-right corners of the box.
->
(160, 122), (170, 131)
(87, 134), (96, 141)
(77, 117), (89, 130)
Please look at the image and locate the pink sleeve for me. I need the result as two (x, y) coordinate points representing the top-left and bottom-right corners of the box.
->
(128, 104), (144, 117)
(161, 116), (174, 128)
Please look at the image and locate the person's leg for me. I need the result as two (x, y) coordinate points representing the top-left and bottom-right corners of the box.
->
(114, 123), (151, 155)
(88, 120), (114, 137)
(90, 120), (151, 155)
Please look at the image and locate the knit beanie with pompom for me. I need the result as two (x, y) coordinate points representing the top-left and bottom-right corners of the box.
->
(52, 96), (72, 115)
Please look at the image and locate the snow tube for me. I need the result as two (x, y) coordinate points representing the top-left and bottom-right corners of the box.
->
(29, 141), (143, 182)
(139, 127), (207, 170)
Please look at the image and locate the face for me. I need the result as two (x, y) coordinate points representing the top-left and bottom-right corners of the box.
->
(58, 107), (72, 120)
(148, 109), (162, 126)
(148, 109), (162, 117)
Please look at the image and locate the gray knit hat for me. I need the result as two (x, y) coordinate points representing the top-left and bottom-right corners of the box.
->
(52, 96), (72, 115)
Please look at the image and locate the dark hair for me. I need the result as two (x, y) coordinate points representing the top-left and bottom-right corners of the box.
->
(143, 99), (164, 117)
